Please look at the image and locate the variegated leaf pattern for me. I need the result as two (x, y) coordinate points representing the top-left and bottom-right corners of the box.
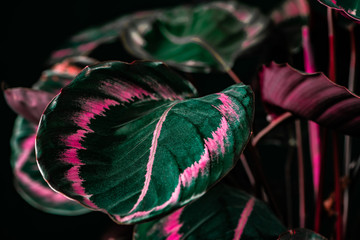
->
(134, 184), (285, 240)
(259, 62), (360, 136)
(8, 57), (96, 215)
(121, 1), (269, 73)
(35, 60), (254, 224)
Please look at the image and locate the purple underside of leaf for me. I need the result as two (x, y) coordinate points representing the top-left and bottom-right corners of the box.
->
(4, 88), (56, 124)
(259, 62), (360, 136)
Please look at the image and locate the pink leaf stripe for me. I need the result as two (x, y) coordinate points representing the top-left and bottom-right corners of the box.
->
(180, 116), (228, 187)
(16, 135), (69, 203)
(61, 98), (120, 208)
(233, 197), (255, 240)
(163, 208), (184, 240)
(129, 103), (178, 213)
(115, 92), (240, 222)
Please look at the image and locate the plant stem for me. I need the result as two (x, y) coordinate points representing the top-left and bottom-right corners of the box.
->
(314, 129), (327, 232)
(327, 9), (342, 240)
(244, 144), (283, 222)
(343, 24), (356, 239)
(301, 17), (322, 207)
(295, 120), (306, 228)
(252, 112), (294, 146)
(191, 37), (242, 84)
(333, 133), (342, 240)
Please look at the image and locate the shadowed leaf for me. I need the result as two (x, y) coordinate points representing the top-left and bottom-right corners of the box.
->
(259, 62), (360, 136)
(36, 60), (254, 224)
(121, 2), (269, 72)
(134, 184), (285, 240)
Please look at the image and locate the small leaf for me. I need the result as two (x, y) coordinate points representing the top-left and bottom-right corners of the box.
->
(4, 88), (55, 124)
(134, 184), (285, 240)
(317, 0), (360, 22)
(259, 62), (360, 136)
(121, 2), (269, 72)
(278, 228), (327, 239)
(36, 60), (254, 224)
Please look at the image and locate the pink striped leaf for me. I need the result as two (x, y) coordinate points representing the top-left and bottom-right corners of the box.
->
(134, 184), (285, 240)
(8, 57), (96, 215)
(35, 60), (254, 224)
(259, 62), (360, 136)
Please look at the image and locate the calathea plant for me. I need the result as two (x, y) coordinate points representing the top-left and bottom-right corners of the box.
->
(4, 0), (360, 239)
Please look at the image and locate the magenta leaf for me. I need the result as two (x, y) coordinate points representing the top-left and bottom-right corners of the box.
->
(5, 88), (55, 124)
(259, 62), (360, 136)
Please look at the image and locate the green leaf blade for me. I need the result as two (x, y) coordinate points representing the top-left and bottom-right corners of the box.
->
(134, 184), (286, 240)
(122, 2), (269, 72)
(36, 61), (254, 224)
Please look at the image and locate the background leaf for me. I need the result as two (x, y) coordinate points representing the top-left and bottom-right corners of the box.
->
(7, 57), (96, 215)
(35, 60), (254, 224)
(259, 62), (360, 136)
(317, 0), (360, 22)
(134, 184), (285, 240)
(4, 88), (55, 124)
(121, 1), (269, 72)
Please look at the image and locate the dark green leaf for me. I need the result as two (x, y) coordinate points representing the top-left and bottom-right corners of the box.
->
(121, 2), (269, 72)
(36, 60), (254, 224)
(134, 184), (285, 240)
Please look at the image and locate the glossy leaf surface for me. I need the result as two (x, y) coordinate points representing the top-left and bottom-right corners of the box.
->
(122, 2), (269, 72)
(36, 61), (254, 224)
(8, 57), (95, 215)
(134, 184), (285, 240)
(318, 0), (360, 22)
(259, 62), (360, 136)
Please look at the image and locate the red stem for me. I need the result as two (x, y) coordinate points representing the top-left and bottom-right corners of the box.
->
(314, 129), (327, 232)
(327, 9), (342, 240)
(333, 133), (342, 240)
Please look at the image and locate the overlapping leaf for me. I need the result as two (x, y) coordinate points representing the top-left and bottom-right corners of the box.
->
(35, 60), (254, 224)
(134, 184), (285, 239)
(259, 62), (360, 136)
(318, 0), (360, 22)
(7, 57), (96, 215)
(121, 1), (269, 73)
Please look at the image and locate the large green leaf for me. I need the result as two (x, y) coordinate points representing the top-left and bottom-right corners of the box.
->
(317, 0), (360, 22)
(134, 184), (285, 239)
(35, 60), (254, 224)
(121, 1), (269, 73)
(7, 57), (96, 215)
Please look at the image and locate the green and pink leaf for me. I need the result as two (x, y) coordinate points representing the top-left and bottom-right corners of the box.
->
(134, 184), (286, 239)
(35, 60), (254, 224)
